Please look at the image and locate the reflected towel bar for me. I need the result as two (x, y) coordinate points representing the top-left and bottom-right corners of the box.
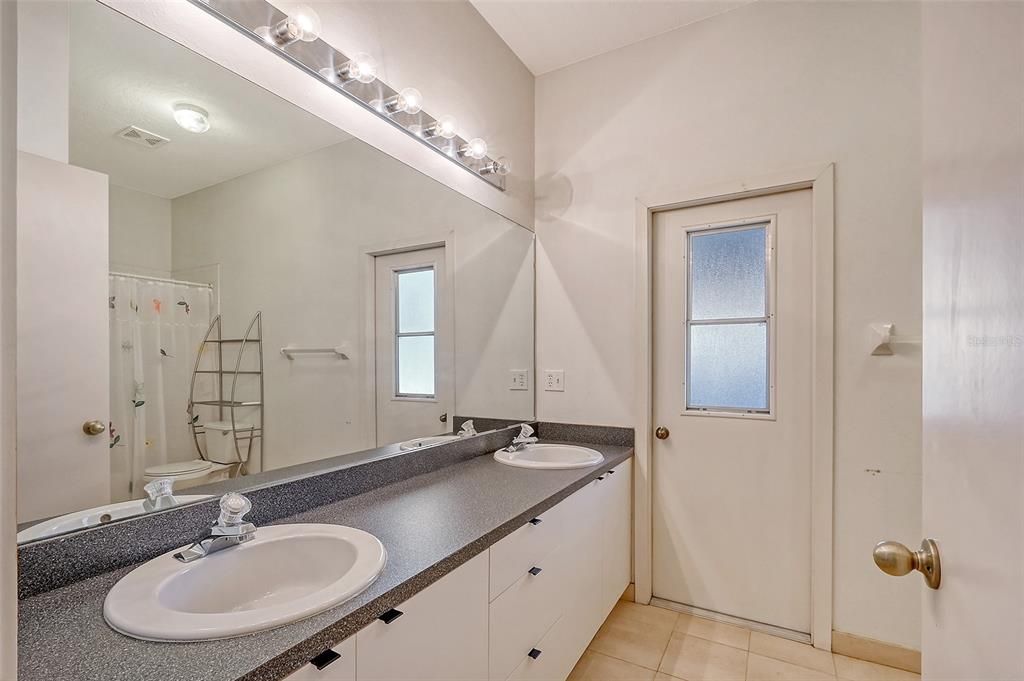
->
(280, 346), (349, 360)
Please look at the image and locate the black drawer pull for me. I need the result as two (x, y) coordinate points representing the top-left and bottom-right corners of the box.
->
(528, 517), (543, 525)
(528, 648), (542, 660)
(310, 649), (341, 670)
(528, 566), (542, 576)
(606, 469), (616, 475)
(378, 608), (404, 624)
(597, 475), (606, 481)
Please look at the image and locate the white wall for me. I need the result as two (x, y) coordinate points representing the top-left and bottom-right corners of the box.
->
(17, 0), (68, 162)
(0, 0), (17, 674)
(108, 184), (171, 277)
(172, 138), (534, 471)
(103, 0), (535, 230)
(535, 2), (923, 649)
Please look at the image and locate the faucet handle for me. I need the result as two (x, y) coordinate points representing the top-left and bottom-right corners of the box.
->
(217, 493), (252, 526)
(144, 478), (174, 500)
(515, 423), (535, 440)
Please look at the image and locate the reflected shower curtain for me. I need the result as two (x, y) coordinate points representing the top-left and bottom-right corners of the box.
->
(109, 276), (213, 501)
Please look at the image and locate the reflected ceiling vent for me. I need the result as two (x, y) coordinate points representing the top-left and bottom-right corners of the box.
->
(115, 125), (170, 149)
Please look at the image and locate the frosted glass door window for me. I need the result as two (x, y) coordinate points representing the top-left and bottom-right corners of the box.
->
(686, 223), (771, 413)
(395, 266), (436, 397)
(690, 228), (766, 319)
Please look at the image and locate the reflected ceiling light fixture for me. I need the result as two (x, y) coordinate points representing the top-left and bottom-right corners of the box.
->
(382, 87), (423, 115)
(255, 4), (322, 47)
(459, 137), (488, 160)
(187, 0), (509, 189)
(173, 103), (211, 133)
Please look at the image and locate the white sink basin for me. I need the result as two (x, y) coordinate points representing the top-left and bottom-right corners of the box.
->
(493, 444), (605, 470)
(399, 435), (461, 450)
(17, 495), (212, 543)
(104, 523), (386, 641)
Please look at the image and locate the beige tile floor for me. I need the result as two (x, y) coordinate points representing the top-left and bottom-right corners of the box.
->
(568, 602), (921, 681)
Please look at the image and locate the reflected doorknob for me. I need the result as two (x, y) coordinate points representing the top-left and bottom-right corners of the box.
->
(82, 420), (106, 436)
(655, 426), (670, 440)
(439, 412), (448, 423)
(873, 539), (941, 589)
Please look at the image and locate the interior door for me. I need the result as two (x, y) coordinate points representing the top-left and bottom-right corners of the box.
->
(16, 151), (109, 522)
(918, 1), (1024, 676)
(652, 189), (813, 635)
(374, 246), (452, 445)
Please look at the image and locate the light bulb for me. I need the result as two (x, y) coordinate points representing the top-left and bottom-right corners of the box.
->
(383, 87), (423, 115)
(328, 52), (377, 84)
(460, 137), (488, 160)
(425, 114), (458, 140)
(398, 87), (422, 114)
(256, 4), (322, 46)
(173, 103), (210, 134)
(481, 156), (511, 176)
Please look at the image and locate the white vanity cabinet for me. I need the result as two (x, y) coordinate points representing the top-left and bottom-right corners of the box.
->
(491, 458), (633, 681)
(356, 551), (490, 681)
(285, 636), (355, 681)
(285, 458), (632, 681)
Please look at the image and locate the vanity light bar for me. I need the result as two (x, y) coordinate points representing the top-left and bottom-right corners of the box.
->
(187, 0), (508, 190)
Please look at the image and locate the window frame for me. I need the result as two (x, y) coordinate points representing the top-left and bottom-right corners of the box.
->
(392, 264), (437, 401)
(681, 215), (777, 420)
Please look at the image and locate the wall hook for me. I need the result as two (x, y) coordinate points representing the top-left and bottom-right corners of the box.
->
(870, 323), (921, 356)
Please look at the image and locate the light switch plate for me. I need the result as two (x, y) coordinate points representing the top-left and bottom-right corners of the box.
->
(543, 370), (565, 392)
(510, 370), (529, 391)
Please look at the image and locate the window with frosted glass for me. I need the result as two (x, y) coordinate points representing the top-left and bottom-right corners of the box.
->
(395, 267), (435, 397)
(686, 224), (770, 413)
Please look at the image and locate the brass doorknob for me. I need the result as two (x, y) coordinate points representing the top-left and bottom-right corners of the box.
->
(873, 539), (941, 589)
(655, 426), (670, 440)
(82, 420), (106, 436)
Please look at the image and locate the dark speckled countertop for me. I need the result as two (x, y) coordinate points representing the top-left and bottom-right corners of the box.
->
(18, 441), (632, 681)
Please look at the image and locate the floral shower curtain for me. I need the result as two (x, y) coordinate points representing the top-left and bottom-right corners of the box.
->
(109, 276), (213, 501)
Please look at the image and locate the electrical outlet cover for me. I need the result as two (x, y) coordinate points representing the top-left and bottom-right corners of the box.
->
(543, 370), (565, 392)
(510, 370), (529, 391)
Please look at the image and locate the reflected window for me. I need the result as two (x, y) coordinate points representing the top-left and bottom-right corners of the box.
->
(686, 223), (772, 413)
(395, 267), (436, 397)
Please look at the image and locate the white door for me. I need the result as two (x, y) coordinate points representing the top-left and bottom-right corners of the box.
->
(374, 247), (452, 445)
(918, 1), (1024, 676)
(652, 189), (813, 635)
(16, 152), (110, 522)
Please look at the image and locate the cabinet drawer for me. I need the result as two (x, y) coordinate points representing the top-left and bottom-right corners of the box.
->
(284, 637), (355, 681)
(506, 614), (580, 681)
(357, 552), (489, 681)
(490, 504), (564, 601)
(601, 459), (632, 609)
(489, 543), (569, 680)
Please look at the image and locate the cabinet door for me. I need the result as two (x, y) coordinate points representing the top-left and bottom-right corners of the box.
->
(601, 460), (633, 609)
(284, 637), (355, 681)
(356, 552), (489, 681)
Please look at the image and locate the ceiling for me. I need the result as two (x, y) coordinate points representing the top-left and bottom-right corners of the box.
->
(68, 1), (350, 199)
(469, 0), (753, 75)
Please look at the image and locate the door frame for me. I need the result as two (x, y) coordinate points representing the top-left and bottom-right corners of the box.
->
(633, 163), (835, 649)
(361, 232), (456, 449)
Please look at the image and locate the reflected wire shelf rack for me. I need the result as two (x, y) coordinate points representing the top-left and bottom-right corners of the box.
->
(187, 312), (264, 475)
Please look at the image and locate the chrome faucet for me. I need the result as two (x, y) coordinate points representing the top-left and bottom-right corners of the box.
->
(174, 492), (256, 563)
(504, 424), (538, 454)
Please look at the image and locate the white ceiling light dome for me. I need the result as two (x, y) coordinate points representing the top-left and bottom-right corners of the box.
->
(173, 103), (210, 134)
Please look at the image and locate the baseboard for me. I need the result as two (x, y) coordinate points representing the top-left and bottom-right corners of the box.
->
(620, 582), (635, 602)
(832, 630), (921, 674)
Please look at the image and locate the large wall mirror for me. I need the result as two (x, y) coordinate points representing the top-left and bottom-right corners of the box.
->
(16, 1), (534, 543)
